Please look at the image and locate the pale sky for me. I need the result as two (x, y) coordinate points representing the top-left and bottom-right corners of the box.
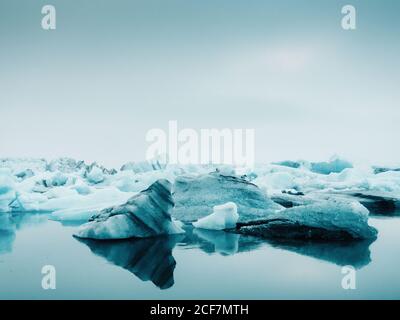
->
(1, 0), (399, 168)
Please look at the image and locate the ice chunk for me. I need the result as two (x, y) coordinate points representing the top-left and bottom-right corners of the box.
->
(310, 157), (353, 175)
(0, 169), (17, 212)
(173, 172), (283, 223)
(20, 186), (133, 214)
(237, 199), (378, 240)
(86, 166), (105, 184)
(74, 179), (184, 239)
(273, 160), (301, 169)
(373, 166), (400, 174)
(51, 205), (105, 222)
(47, 157), (86, 173)
(193, 202), (239, 230)
(14, 169), (34, 180)
(318, 190), (400, 215)
(254, 171), (296, 194)
(72, 182), (91, 195)
(44, 172), (69, 187)
(0, 158), (47, 174)
(120, 159), (165, 173)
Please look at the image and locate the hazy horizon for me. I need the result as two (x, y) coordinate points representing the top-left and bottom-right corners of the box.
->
(1, 0), (399, 168)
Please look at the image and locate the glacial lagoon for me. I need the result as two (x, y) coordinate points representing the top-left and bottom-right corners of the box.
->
(0, 212), (399, 299)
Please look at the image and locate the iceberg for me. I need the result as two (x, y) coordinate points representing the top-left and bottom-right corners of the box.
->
(47, 157), (86, 173)
(14, 169), (34, 180)
(320, 190), (400, 215)
(0, 169), (17, 212)
(173, 172), (283, 223)
(237, 199), (378, 240)
(273, 160), (302, 169)
(120, 158), (165, 173)
(45, 172), (69, 187)
(193, 202), (239, 230)
(310, 157), (353, 175)
(86, 166), (105, 184)
(74, 179), (184, 240)
(0, 158), (47, 174)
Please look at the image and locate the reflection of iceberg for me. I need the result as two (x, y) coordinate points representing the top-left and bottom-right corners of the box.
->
(0, 212), (50, 255)
(0, 214), (16, 255)
(193, 229), (240, 255)
(0, 230), (15, 255)
(179, 226), (263, 256)
(76, 235), (183, 290)
(266, 238), (374, 269)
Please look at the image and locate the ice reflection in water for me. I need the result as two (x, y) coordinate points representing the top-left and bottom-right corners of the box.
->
(74, 224), (375, 289)
(0, 213), (376, 290)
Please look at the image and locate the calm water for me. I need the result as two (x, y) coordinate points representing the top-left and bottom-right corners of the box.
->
(0, 212), (399, 299)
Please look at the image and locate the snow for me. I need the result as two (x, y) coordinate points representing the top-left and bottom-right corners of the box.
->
(193, 202), (239, 230)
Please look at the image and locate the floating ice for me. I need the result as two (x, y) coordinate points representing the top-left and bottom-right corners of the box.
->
(173, 172), (283, 223)
(310, 157), (353, 175)
(238, 199), (378, 240)
(19, 187), (133, 217)
(193, 202), (239, 230)
(0, 169), (17, 212)
(74, 180), (184, 240)
(120, 158), (165, 173)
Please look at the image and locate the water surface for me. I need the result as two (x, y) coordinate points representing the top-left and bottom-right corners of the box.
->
(0, 212), (399, 299)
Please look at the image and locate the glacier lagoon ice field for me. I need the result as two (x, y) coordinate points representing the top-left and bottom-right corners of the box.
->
(1, 157), (400, 299)
(0, 212), (400, 299)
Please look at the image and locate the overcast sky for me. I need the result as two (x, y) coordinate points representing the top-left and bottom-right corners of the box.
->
(1, 0), (399, 168)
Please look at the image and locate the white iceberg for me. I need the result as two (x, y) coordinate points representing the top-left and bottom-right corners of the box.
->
(193, 202), (239, 230)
